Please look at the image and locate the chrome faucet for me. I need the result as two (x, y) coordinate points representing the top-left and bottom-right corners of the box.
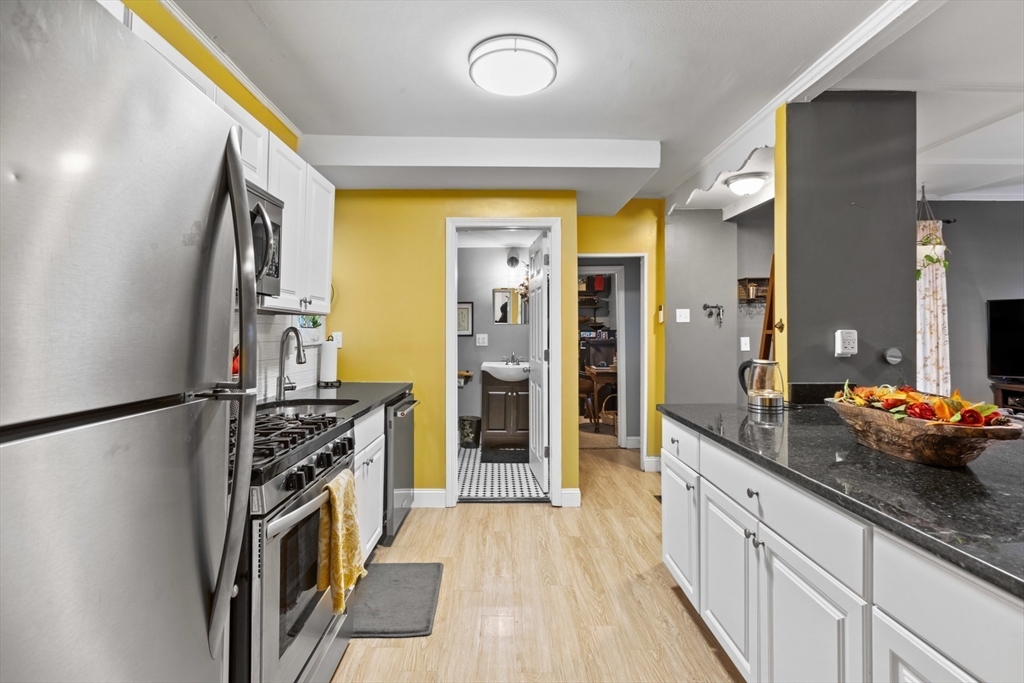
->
(508, 352), (521, 365)
(276, 326), (307, 401)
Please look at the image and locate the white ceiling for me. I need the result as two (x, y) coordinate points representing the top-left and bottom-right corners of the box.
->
(836, 0), (1024, 201)
(176, 0), (885, 212)
(458, 229), (542, 249)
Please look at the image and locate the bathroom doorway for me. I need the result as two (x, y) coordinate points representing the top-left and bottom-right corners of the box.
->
(445, 218), (564, 506)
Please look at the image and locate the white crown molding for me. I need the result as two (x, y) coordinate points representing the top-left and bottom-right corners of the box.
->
(159, 0), (302, 138)
(834, 78), (1024, 93)
(664, 0), (945, 215)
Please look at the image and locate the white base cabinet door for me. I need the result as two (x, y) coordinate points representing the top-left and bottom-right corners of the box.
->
(700, 480), (759, 682)
(873, 608), (978, 683)
(757, 524), (868, 683)
(355, 435), (385, 559)
(662, 449), (699, 607)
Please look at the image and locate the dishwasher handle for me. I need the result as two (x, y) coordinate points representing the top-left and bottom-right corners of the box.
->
(393, 398), (418, 418)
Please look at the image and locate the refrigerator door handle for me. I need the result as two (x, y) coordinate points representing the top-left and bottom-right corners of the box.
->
(207, 127), (258, 660)
(253, 201), (275, 282)
(218, 125), (258, 393)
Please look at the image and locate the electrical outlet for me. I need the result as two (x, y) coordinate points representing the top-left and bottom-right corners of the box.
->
(740, 336), (750, 351)
(835, 329), (858, 357)
(476, 334), (488, 347)
(676, 308), (690, 323)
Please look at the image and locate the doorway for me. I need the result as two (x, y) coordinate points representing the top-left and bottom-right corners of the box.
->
(445, 218), (564, 506)
(578, 255), (648, 469)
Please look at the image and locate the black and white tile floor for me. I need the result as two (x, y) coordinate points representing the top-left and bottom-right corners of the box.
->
(458, 447), (547, 500)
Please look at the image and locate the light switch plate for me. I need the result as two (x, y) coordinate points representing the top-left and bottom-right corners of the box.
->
(676, 308), (690, 323)
(476, 334), (488, 347)
(740, 337), (750, 351)
(331, 331), (342, 348)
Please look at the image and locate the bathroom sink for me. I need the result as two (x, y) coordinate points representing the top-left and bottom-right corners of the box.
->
(258, 399), (359, 416)
(481, 361), (531, 383)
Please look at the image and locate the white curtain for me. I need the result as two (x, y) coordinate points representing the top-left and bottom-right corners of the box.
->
(916, 219), (950, 395)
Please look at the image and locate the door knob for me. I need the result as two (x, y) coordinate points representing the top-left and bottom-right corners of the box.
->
(774, 319), (785, 333)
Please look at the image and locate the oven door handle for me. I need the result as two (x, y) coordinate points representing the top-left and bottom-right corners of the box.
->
(252, 201), (275, 282)
(266, 489), (329, 541)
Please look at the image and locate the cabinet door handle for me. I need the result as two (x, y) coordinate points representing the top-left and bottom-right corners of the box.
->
(670, 437), (679, 445)
(684, 482), (694, 491)
(752, 536), (764, 549)
(744, 528), (755, 539)
(746, 488), (759, 498)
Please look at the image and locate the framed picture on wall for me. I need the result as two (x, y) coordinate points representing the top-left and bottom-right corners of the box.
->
(457, 302), (474, 336)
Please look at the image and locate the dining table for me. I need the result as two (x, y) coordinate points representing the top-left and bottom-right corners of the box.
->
(584, 365), (617, 432)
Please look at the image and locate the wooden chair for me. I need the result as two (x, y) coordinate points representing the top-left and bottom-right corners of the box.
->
(579, 374), (597, 425)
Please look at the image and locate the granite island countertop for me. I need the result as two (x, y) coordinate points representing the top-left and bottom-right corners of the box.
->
(657, 403), (1024, 600)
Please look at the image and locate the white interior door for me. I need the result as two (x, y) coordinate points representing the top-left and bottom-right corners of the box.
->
(528, 233), (550, 493)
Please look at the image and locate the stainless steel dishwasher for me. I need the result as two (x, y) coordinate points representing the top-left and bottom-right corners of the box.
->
(382, 393), (417, 546)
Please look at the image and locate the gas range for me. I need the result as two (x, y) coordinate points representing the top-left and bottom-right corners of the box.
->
(230, 411), (355, 511)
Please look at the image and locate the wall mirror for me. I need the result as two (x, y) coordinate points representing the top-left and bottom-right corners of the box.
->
(493, 288), (524, 324)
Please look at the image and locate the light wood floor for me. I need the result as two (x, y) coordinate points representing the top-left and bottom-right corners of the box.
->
(332, 441), (741, 683)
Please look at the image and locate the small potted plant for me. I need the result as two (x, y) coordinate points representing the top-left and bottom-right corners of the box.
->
(297, 314), (323, 344)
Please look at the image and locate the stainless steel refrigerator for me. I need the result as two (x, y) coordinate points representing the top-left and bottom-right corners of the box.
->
(0, 2), (258, 681)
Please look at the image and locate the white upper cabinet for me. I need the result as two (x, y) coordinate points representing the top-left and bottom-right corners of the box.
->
(214, 90), (269, 189)
(264, 136), (307, 313)
(131, 17), (217, 100)
(303, 166), (336, 315)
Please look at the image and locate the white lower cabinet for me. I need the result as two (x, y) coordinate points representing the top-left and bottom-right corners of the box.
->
(757, 523), (868, 683)
(872, 607), (977, 683)
(662, 449), (700, 607)
(354, 434), (385, 560)
(700, 480), (759, 682)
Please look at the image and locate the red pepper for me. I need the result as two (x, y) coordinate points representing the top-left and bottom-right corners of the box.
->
(984, 412), (1002, 425)
(882, 398), (906, 410)
(906, 402), (936, 420)
(959, 409), (984, 426)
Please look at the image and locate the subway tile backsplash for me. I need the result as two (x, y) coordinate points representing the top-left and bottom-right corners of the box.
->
(232, 311), (320, 401)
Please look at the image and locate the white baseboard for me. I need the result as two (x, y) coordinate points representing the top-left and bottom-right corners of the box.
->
(411, 488), (447, 508)
(625, 436), (642, 449)
(560, 488), (581, 507)
(643, 456), (662, 472)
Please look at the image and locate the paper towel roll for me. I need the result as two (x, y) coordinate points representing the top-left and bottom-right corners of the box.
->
(319, 337), (338, 384)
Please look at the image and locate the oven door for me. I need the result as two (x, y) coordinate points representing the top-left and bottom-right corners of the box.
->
(257, 460), (351, 683)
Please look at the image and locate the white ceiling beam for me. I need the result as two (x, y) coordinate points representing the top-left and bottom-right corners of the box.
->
(918, 104), (1024, 154)
(664, 0), (946, 215)
(834, 78), (1024, 93)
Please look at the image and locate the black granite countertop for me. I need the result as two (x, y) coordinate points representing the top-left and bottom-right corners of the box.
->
(657, 403), (1024, 600)
(259, 382), (412, 425)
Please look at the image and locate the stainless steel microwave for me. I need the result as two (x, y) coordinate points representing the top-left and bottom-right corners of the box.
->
(246, 182), (283, 297)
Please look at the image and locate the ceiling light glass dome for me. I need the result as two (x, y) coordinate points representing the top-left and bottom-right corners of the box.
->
(469, 35), (557, 96)
(725, 173), (770, 197)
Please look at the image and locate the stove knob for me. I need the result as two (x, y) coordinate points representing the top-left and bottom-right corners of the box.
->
(285, 469), (307, 490)
(342, 436), (355, 454)
(316, 451), (333, 469)
(300, 464), (316, 481)
(332, 441), (346, 458)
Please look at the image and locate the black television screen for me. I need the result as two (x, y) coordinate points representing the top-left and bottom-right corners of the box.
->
(988, 299), (1024, 380)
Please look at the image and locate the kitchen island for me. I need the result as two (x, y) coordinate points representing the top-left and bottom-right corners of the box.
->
(657, 402), (1024, 683)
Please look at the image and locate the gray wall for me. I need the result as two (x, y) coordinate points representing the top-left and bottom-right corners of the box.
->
(580, 259), (642, 438)
(786, 91), (917, 387)
(457, 247), (529, 416)
(665, 210), (739, 404)
(734, 200), (775, 401)
(932, 201), (1024, 400)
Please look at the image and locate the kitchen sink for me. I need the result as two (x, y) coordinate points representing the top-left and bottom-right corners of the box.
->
(481, 361), (531, 383)
(258, 399), (359, 416)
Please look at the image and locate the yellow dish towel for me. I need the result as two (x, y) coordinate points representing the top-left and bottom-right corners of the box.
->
(317, 469), (367, 614)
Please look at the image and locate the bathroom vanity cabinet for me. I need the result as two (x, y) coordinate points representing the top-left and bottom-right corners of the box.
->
(481, 373), (529, 449)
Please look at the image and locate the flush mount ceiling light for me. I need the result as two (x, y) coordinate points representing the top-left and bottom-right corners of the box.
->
(469, 35), (557, 96)
(725, 173), (770, 197)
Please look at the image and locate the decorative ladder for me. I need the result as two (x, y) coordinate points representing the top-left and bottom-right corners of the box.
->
(758, 256), (775, 360)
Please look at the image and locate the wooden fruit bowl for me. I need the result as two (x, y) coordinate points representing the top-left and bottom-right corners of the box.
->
(826, 399), (1022, 467)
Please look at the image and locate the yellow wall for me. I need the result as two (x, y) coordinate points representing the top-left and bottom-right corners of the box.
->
(577, 199), (666, 456)
(326, 191), (580, 490)
(122, 0), (299, 150)
(773, 105), (789, 395)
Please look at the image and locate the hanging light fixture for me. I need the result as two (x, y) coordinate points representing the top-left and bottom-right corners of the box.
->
(725, 173), (770, 197)
(469, 35), (557, 96)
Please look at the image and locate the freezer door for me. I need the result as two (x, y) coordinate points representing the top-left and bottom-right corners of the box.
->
(0, 0), (236, 427)
(0, 399), (230, 682)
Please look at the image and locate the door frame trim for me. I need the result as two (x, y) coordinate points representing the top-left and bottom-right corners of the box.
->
(577, 253), (650, 466)
(577, 264), (627, 450)
(445, 217), (563, 507)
